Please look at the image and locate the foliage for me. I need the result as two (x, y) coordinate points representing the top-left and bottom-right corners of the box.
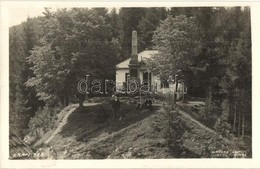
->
(118, 7), (167, 58)
(9, 27), (25, 102)
(9, 7), (251, 144)
(9, 7), (168, 139)
(137, 8), (167, 51)
(150, 7), (251, 138)
(27, 106), (60, 142)
(21, 17), (45, 114)
(118, 8), (145, 56)
(218, 7), (251, 137)
(149, 15), (201, 79)
(162, 93), (187, 156)
(9, 21), (44, 137)
(214, 116), (233, 139)
(26, 8), (121, 105)
(9, 86), (31, 138)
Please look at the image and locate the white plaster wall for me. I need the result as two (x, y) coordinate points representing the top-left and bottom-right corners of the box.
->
(116, 68), (129, 90)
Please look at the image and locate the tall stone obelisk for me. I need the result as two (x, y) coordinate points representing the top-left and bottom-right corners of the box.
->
(129, 30), (139, 79)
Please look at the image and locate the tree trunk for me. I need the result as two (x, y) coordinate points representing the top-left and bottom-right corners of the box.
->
(79, 101), (83, 107)
(237, 98), (241, 138)
(233, 98), (237, 132)
(77, 93), (85, 108)
(242, 111), (245, 139)
(65, 96), (70, 106)
(63, 97), (66, 107)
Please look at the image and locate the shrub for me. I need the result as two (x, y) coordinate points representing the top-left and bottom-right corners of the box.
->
(26, 106), (60, 143)
(214, 116), (233, 139)
(9, 87), (31, 138)
(161, 93), (188, 157)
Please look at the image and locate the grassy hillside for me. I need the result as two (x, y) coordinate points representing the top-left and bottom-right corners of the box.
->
(34, 100), (250, 159)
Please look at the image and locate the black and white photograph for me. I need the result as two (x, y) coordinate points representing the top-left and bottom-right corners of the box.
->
(1, 1), (260, 168)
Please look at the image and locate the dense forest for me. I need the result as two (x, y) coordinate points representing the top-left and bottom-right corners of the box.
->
(9, 7), (251, 148)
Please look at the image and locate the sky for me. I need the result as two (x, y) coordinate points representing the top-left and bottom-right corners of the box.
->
(9, 8), (47, 27)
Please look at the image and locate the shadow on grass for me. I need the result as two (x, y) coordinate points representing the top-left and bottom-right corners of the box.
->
(60, 103), (160, 143)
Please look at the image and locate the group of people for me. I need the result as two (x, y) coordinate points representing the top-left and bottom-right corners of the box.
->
(136, 96), (153, 110)
(110, 94), (153, 120)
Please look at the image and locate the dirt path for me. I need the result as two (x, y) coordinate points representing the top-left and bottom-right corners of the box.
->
(178, 109), (215, 134)
(45, 102), (230, 146)
(177, 107), (232, 144)
(45, 103), (98, 144)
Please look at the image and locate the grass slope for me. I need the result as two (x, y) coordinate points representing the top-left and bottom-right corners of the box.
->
(45, 102), (250, 159)
(48, 103), (173, 159)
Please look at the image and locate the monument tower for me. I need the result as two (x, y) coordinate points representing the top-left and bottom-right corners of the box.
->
(128, 30), (140, 94)
(129, 30), (139, 79)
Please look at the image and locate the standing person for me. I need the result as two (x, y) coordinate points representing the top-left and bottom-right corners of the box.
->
(136, 96), (143, 110)
(145, 96), (152, 110)
(111, 96), (121, 119)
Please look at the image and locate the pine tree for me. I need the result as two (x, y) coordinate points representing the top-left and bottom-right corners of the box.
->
(9, 86), (31, 138)
(108, 8), (120, 38)
(137, 8), (167, 51)
(9, 26), (25, 102)
(118, 8), (145, 56)
(21, 17), (44, 115)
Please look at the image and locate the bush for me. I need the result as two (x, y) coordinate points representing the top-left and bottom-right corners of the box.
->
(214, 116), (233, 139)
(26, 106), (60, 144)
(9, 100), (31, 138)
(161, 93), (188, 157)
(9, 87), (32, 138)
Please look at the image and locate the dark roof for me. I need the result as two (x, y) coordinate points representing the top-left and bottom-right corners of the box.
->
(9, 131), (34, 159)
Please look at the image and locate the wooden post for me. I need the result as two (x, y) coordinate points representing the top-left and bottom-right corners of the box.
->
(181, 81), (186, 103)
(86, 75), (89, 101)
(147, 69), (150, 92)
(127, 74), (130, 94)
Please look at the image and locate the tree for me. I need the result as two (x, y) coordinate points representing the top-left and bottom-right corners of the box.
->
(42, 7), (53, 19)
(9, 26), (24, 102)
(26, 8), (121, 107)
(118, 8), (145, 56)
(220, 7), (251, 138)
(150, 7), (251, 136)
(21, 17), (45, 114)
(9, 86), (31, 138)
(108, 8), (120, 38)
(9, 27), (29, 137)
(168, 7), (199, 17)
(137, 8), (167, 51)
(9, 19), (44, 137)
(150, 15), (201, 79)
(190, 7), (251, 136)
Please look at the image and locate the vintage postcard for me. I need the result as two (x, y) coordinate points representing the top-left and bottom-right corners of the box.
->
(1, 0), (260, 168)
